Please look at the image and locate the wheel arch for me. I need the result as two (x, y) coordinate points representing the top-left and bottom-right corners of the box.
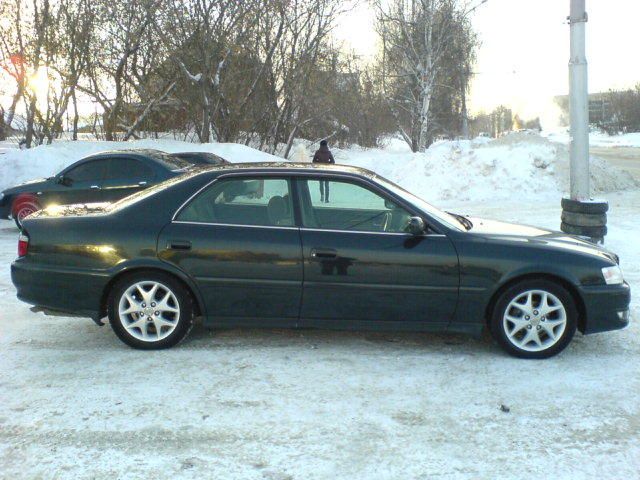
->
(99, 263), (206, 320)
(11, 192), (41, 213)
(484, 272), (587, 333)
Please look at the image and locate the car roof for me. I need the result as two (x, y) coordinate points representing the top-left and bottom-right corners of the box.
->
(193, 161), (377, 178)
(63, 149), (191, 172)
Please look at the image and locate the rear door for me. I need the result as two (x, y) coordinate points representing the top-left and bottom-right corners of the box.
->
(101, 157), (156, 202)
(295, 176), (459, 330)
(158, 175), (303, 326)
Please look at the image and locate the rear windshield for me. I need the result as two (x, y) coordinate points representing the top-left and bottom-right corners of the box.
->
(147, 151), (192, 171)
(108, 169), (205, 211)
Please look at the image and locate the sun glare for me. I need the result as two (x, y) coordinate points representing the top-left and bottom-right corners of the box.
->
(27, 67), (50, 97)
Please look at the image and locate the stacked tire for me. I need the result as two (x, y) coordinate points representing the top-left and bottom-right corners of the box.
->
(560, 198), (608, 240)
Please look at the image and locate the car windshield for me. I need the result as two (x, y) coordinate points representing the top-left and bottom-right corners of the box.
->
(146, 151), (192, 171)
(373, 175), (466, 231)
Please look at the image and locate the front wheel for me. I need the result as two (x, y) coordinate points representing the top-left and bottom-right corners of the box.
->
(108, 272), (194, 349)
(490, 279), (577, 359)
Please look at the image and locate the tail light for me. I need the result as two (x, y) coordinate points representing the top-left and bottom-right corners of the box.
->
(18, 233), (29, 257)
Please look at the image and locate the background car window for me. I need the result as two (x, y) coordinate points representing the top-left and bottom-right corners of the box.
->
(64, 160), (109, 183)
(105, 158), (154, 181)
(177, 178), (294, 227)
(298, 179), (412, 233)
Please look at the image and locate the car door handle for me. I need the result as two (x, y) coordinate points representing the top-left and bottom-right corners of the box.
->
(138, 181), (147, 186)
(90, 185), (101, 190)
(310, 248), (337, 259)
(168, 240), (191, 251)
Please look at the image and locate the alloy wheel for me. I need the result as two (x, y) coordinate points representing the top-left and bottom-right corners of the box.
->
(502, 289), (567, 352)
(117, 281), (180, 342)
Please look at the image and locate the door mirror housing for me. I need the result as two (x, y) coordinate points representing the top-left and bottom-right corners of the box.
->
(407, 216), (426, 235)
(57, 175), (72, 187)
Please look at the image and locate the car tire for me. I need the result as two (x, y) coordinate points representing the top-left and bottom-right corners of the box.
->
(560, 211), (607, 227)
(12, 195), (41, 229)
(561, 197), (608, 214)
(560, 222), (607, 238)
(489, 279), (578, 359)
(108, 271), (194, 349)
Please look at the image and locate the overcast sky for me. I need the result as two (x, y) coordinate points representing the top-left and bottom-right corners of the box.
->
(335, 0), (640, 127)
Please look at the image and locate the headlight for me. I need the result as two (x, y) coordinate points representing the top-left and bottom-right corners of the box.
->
(0, 192), (4, 202)
(602, 265), (624, 285)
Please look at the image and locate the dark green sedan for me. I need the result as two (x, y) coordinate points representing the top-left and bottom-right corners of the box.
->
(11, 163), (630, 358)
(0, 149), (191, 228)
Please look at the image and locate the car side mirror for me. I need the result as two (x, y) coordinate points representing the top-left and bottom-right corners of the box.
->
(407, 216), (426, 236)
(58, 175), (72, 187)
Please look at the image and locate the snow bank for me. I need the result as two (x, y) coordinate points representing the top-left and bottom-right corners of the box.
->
(545, 129), (640, 148)
(336, 132), (638, 204)
(0, 139), (279, 192)
(0, 134), (637, 203)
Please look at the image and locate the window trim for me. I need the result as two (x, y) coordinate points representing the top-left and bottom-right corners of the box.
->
(172, 220), (299, 231)
(63, 158), (110, 183)
(294, 176), (414, 234)
(171, 171), (448, 235)
(172, 174), (295, 228)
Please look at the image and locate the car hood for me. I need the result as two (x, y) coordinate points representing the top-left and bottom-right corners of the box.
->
(2, 177), (51, 194)
(467, 217), (619, 264)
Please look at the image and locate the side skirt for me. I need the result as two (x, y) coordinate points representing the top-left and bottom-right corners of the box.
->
(203, 316), (478, 334)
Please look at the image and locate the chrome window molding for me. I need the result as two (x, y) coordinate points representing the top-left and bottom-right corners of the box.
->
(300, 227), (445, 237)
(171, 220), (298, 231)
(170, 220), (445, 237)
(171, 169), (450, 235)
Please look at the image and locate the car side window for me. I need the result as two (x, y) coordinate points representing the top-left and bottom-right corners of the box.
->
(177, 177), (294, 227)
(296, 178), (412, 233)
(105, 158), (154, 181)
(64, 159), (109, 183)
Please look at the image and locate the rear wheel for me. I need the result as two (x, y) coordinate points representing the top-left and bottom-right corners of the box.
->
(108, 272), (194, 349)
(490, 279), (577, 359)
(12, 196), (40, 229)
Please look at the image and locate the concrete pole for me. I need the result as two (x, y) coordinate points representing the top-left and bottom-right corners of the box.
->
(569, 0), (590, 200)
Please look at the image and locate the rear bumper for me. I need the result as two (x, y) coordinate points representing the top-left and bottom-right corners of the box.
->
(579, 282), (631, 334)
(11, 259), (110, 320)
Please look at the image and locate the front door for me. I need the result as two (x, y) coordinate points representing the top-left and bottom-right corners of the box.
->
(295, 177), (459, 330)
(43, 158), (109, 206)
(158, 176), (303, 326)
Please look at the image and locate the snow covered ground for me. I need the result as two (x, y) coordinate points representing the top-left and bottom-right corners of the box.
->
(546, 129), (640, 148)
(0, 136), (639, 479)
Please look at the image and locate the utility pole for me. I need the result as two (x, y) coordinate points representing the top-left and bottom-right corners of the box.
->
(568, 0), (589, 200)
(561, 0), (608, 242)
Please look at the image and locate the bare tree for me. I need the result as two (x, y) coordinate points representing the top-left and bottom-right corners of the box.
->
(376, 0), (482, 151)
(78, 0), (162, 140)
(160, 0), (261, 143)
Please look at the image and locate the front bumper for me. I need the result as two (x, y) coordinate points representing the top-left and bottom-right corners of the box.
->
(0, 201), (11, 220)
(579, 282), (631, 334)
(11, 259), (109, 321)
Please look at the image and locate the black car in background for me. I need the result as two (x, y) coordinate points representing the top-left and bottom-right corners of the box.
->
(171, 151), (229, 165)
(0, 149), (192, 227)
(11, 163), (630, 358)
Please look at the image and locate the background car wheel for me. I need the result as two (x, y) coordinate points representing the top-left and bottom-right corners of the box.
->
(12, 195), (41, 229)
(108, 271), (194, 349)
(489, 279), (577, 359)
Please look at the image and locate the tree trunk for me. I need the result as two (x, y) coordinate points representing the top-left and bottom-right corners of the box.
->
(5, 86), (23, 130)
(417, 82), (433, 151)
(461, 87), (469, 139)
(201, 85), (211, 143)
(72, 88), (79, 140)
(25, 96), (37, 148)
